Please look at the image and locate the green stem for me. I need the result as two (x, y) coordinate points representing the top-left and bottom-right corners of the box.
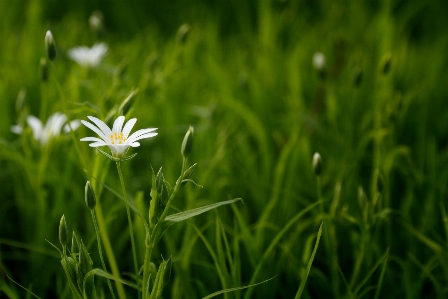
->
(141, 242), (154, 299)
(94, 196), (127, 299)
(116, 161), (140, 298)
(91, 210), (117, 299)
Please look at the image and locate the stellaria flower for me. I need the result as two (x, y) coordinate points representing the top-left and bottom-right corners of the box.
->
(11, 112), (81, 146)
(80, 116), (157, 160)
(68, 43), (108, 67)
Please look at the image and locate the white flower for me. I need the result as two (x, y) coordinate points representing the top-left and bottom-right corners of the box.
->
(11, 112), (81, 146)
(80, 116), (157, 160)
(67, 43), (108, 67)
(312, 52), (326, 71)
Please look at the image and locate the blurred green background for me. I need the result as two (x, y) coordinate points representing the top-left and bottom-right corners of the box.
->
(1, 0), (448, 298)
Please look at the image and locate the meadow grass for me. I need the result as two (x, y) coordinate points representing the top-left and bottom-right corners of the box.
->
(1, 0), (448, 298)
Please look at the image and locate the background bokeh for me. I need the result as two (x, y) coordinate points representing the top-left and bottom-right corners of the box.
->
(1, 0), (448, 298)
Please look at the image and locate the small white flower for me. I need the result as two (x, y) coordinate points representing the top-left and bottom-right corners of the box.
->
(11, 112), (81, 146)
(68, 43), (108, 67)
(312, 52), (326, 71)
(80, 116), (157, 160)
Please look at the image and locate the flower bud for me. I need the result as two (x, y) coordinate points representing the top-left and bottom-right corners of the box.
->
(176, 23), (191, 44)
(312, 52), (326, 79)
(181, 126), (194, 158)
(59, 215), (69, 247)
(79, 240), (93, 275)
(40, 57), (49, 82)
(85, 181), (96, 209)
(312, 152), (323, 176)
(71, 232), (78, 256)
(45, 30), (56, 61)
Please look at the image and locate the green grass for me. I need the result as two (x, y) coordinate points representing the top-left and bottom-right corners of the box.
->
(1, 0), (448, 298)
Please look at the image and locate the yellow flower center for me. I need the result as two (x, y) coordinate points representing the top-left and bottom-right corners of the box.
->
(110, 132), (127, 145)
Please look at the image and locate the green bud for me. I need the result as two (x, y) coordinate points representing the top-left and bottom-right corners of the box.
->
(176, 23), (191, 44)
(45, 30), (56, 61)
(78, 240), (93, 275)
(40, 57), (49, 82)
(59, 215), (69, 247)
(85, 181), (96, 209)
(181, 163), (197, 186)
(149, 262), (157, 278)
(181, 126), (194, 158)
(312, 152), (323, 176)
(71, 232), (79, 256)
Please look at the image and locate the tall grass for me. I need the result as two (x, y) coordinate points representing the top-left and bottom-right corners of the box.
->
(1, 0), (448, 298)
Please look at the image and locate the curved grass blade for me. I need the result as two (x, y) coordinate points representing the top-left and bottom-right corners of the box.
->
(150, 198), (242, 245)
(295, 223), (322, 299)
(201, 275), (277, 299)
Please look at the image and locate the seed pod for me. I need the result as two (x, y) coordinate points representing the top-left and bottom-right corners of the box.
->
(85, 181), (96, 209)
(312, 152), (323, 176)
(59, 215), (69, 247)
(181, 126), (194, 158)
(45, 30), (56, 61)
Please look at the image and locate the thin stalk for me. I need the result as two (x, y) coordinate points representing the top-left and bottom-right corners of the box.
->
(142, 157), (187, 297)
(142, 243), (154, 299)
(92, 154), (127, 299)
(91, 209), (117, 299)
(116, 161), (140, 299)
(49, 62), (87, 173)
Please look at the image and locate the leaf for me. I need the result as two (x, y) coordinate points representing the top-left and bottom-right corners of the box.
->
(295, 223), (323, 299)
(91, 175), (149, 230)
(149, 198), (243, 245)
(7, 275), (44, 299)
(201, 275), (277, 299)
(84, 269), (138, 290)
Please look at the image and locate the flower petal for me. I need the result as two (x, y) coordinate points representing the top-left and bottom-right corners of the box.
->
(81, 120), (109, 142)
(87, 116), (112, 137)
(129, 142), (140, 147)
(27, 116), (43, 141)
(112, 116), (125, 134)
(81, 137), (104, 142)
(127, 128), (158, 143)
(63, 120), (81, 133)
(122, 118), (137, 138)
(88, 141), (108, 147)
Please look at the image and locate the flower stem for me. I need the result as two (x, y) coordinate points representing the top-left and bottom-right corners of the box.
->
(141, 241), (154, 299)
(92, 155), (127, 299)
(91, 209), (117, 299)
(116, 161), (140, 298)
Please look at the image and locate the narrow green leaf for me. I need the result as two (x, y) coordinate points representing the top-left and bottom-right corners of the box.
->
(201, 275), (277, 299)
(353, 249), (390, 296)
(7, 275), (44, 299)
(83, 273), (96, 299)
(150, 198), (242, 245)
(84, 268), (138, 290)
(295, 223), (322, 299)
